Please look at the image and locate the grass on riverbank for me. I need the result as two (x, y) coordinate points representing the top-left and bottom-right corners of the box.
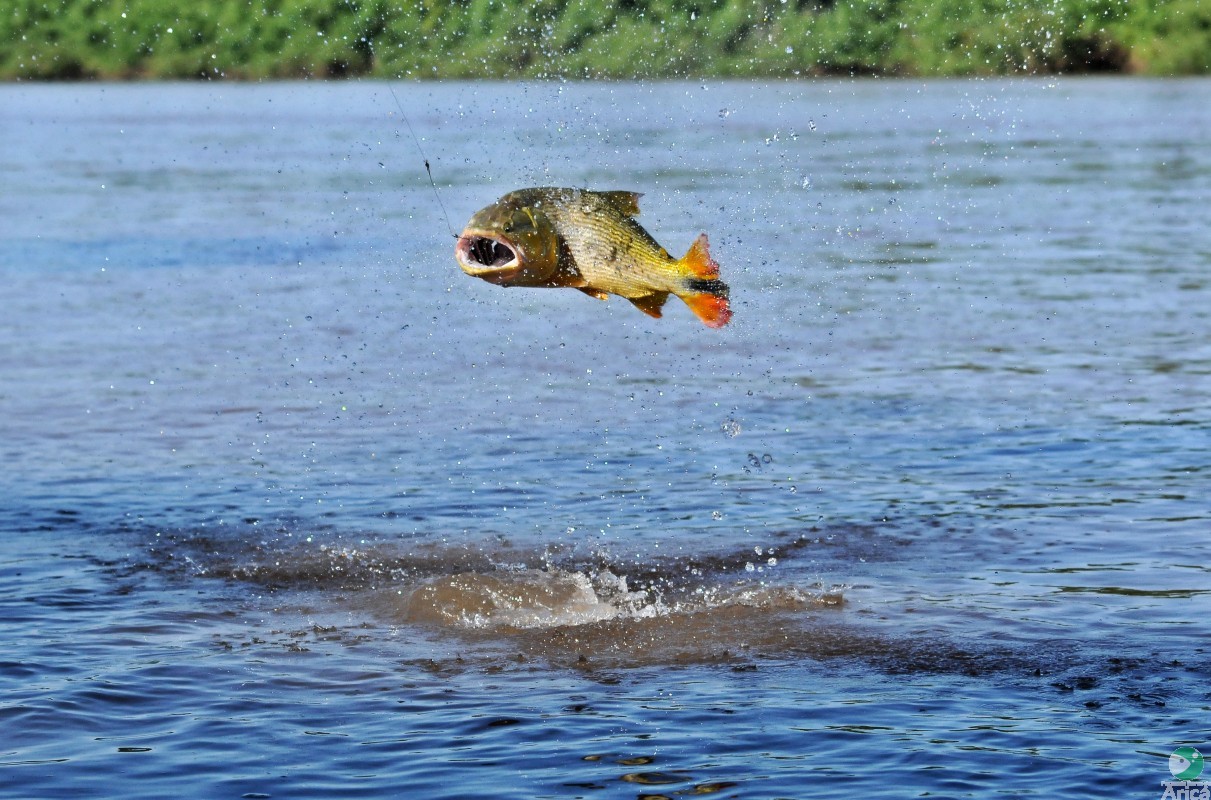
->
(3, 0), (1208, 81)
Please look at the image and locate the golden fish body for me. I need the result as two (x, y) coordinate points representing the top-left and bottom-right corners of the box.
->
(455, 187), (731, 328)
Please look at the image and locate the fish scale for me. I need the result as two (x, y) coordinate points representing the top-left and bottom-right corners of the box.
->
(553, 197), (675, 298)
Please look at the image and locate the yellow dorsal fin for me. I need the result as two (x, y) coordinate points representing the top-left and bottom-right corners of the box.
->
(593, 191), (643, 218)
(678, 233), (720, 280)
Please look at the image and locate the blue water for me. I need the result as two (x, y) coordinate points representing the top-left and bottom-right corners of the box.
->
(2, 79), (1210, 798)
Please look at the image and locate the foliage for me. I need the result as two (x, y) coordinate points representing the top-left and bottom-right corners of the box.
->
(1110, 0), (1211, 73)
(0, 0), (1206, 79)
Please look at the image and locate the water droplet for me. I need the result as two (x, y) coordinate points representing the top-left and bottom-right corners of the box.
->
(744, 562), (756, 572)
(711, 510), (723, 520)
(720, 417), (742, 437)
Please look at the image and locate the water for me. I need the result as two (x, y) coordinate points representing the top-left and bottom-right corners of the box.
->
(2, 78), (1209, 798)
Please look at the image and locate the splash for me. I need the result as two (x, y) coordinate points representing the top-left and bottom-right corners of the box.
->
(395, 565), (840, 632)
(131, 525), (862, 669)
(400, 568), (661, 629)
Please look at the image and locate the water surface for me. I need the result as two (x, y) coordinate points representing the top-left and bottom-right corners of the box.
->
(2, 79), (1210, 798)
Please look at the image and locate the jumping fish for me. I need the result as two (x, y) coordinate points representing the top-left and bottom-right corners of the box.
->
(455, 187), (731, 328)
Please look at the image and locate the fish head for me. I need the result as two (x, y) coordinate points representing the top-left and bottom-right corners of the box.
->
(455, 197), (560, 286)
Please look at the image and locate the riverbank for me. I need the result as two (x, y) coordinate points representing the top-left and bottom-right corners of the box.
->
(3, 0), (1208, 81)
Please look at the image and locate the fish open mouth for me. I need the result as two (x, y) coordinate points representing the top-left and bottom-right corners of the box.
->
(455, 231), (521, 283)
(466, 236), (516, 268)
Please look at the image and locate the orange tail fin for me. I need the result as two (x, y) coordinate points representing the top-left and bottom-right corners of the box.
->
(676, 234), (731, 328)
(682, 292), (732, 328)
(679, 233), (721, 280)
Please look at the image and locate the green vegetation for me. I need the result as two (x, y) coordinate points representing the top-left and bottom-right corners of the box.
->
(2, 0), (1207, 80)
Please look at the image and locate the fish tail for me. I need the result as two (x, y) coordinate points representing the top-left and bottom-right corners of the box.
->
(679, 233), (720, 280)
(676, 234), (731, 328)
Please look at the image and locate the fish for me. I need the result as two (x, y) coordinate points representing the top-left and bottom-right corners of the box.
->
(454, 187), (731, 328)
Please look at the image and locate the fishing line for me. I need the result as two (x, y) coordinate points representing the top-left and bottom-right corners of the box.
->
(387, 83), (457, 239)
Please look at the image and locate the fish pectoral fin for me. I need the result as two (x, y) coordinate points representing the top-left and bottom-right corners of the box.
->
(594, 191), (643, 218)
(578, 287), (610, 301)
(628, 293), (669, 319)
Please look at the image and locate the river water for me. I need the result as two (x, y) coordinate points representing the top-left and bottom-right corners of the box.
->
(2, 79), (1209, 798)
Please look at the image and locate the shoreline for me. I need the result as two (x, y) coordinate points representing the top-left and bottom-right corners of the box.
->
(3, 0), (1207, 82)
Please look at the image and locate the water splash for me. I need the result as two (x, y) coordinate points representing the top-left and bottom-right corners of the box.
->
(400, 568), (660, 630)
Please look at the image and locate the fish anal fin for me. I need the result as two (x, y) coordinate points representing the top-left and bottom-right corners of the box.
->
(629, 292), (669, 319)
(578, 287), (610, 301)
(678, 233), (720, 280)
(595, 191), (643, 218)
